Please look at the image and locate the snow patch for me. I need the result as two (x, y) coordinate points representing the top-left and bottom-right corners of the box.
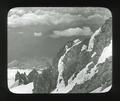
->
(87, 28), (101, 52)
(81, 45), (87, 52)
(91, 52), (96, 58)
(101, 85), (112, 92)
(68, 74), (75, 84)
(90, 85), (112, 93)
(73, 39), (80, 44)
(98, 40), (112, 64)
(90, 87), (102, 93)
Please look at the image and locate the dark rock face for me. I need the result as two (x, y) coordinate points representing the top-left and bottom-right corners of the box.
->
(33, 67), (57, 93)
(33, 74), (51, 93)
(62, 38), (91, 85)
(32, 17), (112, 93)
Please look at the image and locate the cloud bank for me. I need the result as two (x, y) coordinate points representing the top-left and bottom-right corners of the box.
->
(8, 9), (82, 27)
(50, 27), (93, 38)
(8, 7), (111, 28)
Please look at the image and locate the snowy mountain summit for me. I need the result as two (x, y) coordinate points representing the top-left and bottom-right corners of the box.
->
(10, 17), (112, 94)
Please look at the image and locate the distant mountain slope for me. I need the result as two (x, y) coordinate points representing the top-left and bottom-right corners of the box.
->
(8, 57), (52, 70)
(33, 17), (112, 93)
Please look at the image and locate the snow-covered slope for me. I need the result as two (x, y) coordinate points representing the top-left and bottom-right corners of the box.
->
(90, 85), (112, 93)
(10, 82), (33, 94)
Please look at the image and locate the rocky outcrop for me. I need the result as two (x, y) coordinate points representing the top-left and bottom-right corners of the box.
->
(33, 17), (112, 93)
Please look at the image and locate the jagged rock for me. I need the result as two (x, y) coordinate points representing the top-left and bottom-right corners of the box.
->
(15, 71), (29, 85)
(27, 69), (39, 83)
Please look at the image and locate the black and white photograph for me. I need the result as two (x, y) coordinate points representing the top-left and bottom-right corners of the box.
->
(7, 7), (112, 94)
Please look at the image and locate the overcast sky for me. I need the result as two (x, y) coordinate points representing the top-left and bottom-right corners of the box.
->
(7, 7), (112, 62)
